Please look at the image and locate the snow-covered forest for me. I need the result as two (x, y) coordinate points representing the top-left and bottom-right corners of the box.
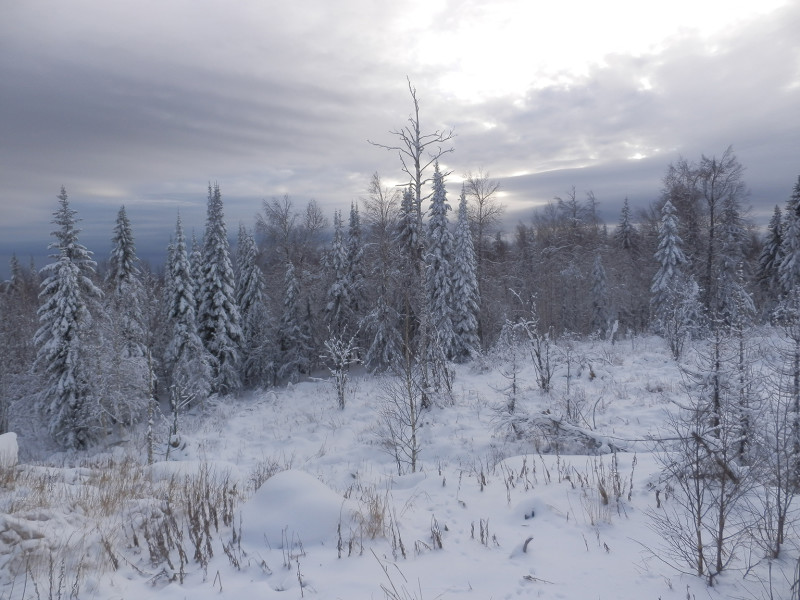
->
(2, 93), (800, 598)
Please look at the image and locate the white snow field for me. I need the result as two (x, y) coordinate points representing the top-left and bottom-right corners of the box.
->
(0, 335), (797, 599)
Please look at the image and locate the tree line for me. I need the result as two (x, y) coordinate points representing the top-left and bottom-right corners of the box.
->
(1, 84), (799, 452)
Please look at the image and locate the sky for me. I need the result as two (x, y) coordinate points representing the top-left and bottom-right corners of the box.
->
(1, 0), (798, 276)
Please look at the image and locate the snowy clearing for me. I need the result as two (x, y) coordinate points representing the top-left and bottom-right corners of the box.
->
(0, 335), (797, 599)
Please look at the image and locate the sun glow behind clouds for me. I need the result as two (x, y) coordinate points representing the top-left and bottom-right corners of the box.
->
(411, 0), (789, 102)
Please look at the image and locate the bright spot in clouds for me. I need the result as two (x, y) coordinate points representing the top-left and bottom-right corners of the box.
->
(415, 0), (790, 101)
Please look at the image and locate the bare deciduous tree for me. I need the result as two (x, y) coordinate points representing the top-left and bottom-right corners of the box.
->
(369, 78), (455, 224)
(376, 350), (424, 475)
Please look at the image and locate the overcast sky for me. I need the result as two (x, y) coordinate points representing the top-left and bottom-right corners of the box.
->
(1, 0), (798, 277)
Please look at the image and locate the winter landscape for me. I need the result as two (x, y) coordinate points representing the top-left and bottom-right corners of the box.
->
(2, 2), (799, 598)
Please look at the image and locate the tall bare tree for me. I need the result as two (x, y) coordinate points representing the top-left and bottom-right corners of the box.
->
(697, 146), (747, 313)
(369, 77), (455, 232)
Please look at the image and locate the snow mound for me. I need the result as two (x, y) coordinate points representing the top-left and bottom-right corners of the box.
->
(0, 432), (18, 468)
(240, 469), (358, 549)
(0, 509), (81, 575)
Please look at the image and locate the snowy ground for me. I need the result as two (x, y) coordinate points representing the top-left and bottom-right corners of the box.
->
(0, 335), (796, 599)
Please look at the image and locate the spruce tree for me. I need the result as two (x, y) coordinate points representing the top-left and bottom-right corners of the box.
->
(590, 253), (610, 336)
(325, 210), (350, 336)
(166, 214), (211, 402)
(424, 162), (455, 360)
(614, 197), (637, 251)
(450, 187), (480, 362)
(651, 200), (701, 357)
(397, 185), (421, 263)
(714, 193), (754, 328)
(105, 205), (146, 357)
(362, 174), (403, 372)
(6, 254), (23, 294)
(346, 201), (366, 331)
(190, 232), (203, 317)
(235, 224), (272, 387)
(395, 184), (423, 359)
(779, 176), (800, 296)
(94, 206), (150, 428)
(651, 200), (687, 318)
(34, 187), (103, 448)
(277, 261), (311, 382)
(757, 205), (783, 310)
(197, 183), (243, 395)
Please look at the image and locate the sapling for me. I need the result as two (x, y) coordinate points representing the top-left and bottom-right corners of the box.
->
(166, 383), (194, 459)
(322, 329), (360, 409)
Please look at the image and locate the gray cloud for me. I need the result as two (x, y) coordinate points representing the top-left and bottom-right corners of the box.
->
(1, 0), (798, 278)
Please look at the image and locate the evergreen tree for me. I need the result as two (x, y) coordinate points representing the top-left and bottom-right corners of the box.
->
(1, 253), (37, 432)
(325, 210), (350, 336)
(651, 200), (687, 318)
(651, 200), (701, 357)
(779, 176), (800, 296)
(6, 254), (23, 294)
(197, 183), (243, 395)
(714, 193), (755, 328)
(450, 187), (480, 362)
(757, 205), (783, 311)
(93, 206), (150, 428)
(425, 162), (455, 360)
(773, 287), (800, 491)
(277, 261), (311, 382)
(346, 201), (366, 331)
(363, 173), (403, 372)
(614, 197), (637, 251)
(105, 205), (146, 357)
(34, 187), (103, 448)
(165, 215), (211, 402)
(0, 253), (39, 377)
(590, 253), (610, 336)
(397, 185), (421, 263)
(190, 232), (203, 316)
(156, 238), (177, 377)
(364, 294), (402, 371)
(235, 223), (272, 387)
(394, 183), (422, 351)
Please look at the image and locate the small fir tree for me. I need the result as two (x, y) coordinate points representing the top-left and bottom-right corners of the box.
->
(425, 162), (455, 360)
(614, 197), (637, 251)
(235, 224), (273, 387)
(757, 205), (783, 311)
(651, 200), (702, 357)
(450, 186), (481, 362)
(197, 183), (243, 395)
(714, 194), (755, 329)
(165, 215), (211, 402)
(651, 200), (687, 321)
(105, 205), (146, 357)
(590, 253), (610, 336)
(95, 206), (150, 428)
(190, 232), (203, 316)
(34, 187), (103, 448)
(277, 261), (311, 382)
(325, 210), (351, 336)
(346, 201), (366, 335)
(778, 176), (800, 296)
